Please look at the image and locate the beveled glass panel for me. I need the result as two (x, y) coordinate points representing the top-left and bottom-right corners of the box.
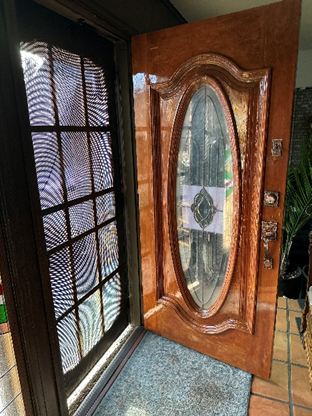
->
(176, 86), (234, 310)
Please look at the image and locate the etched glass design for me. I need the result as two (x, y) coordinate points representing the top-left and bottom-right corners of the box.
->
(176, 86), (234, 310)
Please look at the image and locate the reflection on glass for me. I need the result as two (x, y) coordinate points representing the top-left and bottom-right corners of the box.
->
(21, 42), (55, 126)
(176, 86), (234, 310)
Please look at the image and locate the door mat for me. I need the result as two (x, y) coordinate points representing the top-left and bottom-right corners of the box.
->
(94, 332), (251, 416)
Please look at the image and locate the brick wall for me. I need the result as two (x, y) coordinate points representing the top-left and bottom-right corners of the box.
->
(289, 87), (312, 165)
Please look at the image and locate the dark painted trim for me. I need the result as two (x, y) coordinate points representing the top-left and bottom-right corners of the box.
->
(114, 40), (143, 327)
(35, 0), (131, 40)
(161, 0), (188, 23)
(0, 1), (68, 415)
(36, 0), (187, 38)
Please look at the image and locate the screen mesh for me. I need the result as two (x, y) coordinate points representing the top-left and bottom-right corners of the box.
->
(91, 132), (114, 192)
(61, 132), (92, 201)
(32, 132), (64, 209)
(21, 40), (127, 392)
(102, 273), (122, 332)
(73, 233), (99, 299)
(69, 200), (95, 238)
(52, 46), (85, 126)
(57, 312), (80, 373)
(21, 42), (55, 126)
(84, 58), (109, 127)
(78, 290), (103, 356)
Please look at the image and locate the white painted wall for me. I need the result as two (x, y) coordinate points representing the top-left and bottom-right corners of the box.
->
(296, 49), (312, 88)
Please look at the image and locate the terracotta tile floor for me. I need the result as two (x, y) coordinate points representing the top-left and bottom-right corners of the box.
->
(248, 298), (312, 415)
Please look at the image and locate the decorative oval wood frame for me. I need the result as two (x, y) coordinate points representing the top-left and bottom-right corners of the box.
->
(168, 76), (241, 318)
(150, 53), (271, 334)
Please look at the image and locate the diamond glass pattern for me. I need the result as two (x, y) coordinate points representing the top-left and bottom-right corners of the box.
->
(176, 86), (233, 310)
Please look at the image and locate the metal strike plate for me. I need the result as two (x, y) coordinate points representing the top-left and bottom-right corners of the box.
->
(264, 191), (280, 207)
(261, 221), (278, 241)
(271, 139), (283, 157)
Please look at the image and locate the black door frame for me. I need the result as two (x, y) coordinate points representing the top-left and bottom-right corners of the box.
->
(0, 1), (141, 414)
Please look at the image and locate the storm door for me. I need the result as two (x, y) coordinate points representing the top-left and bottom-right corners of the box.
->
(19, 7), (128, 396)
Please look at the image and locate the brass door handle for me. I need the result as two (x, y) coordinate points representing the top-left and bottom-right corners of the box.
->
(261, 221), (278, 269)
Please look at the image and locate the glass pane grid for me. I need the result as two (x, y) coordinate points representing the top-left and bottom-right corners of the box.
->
(21, 40), (126, 387)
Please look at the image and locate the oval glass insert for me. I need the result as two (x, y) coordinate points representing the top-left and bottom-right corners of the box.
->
(176, 85), (234, 310)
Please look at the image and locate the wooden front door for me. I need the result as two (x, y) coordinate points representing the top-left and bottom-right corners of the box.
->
(132, 0), (301, 379)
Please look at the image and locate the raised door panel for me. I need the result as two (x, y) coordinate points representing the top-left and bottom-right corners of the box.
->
(151, 54), (270, 334)
(132, 0), (300, 378)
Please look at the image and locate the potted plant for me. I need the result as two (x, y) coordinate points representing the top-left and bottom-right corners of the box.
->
(279, 135), (312, 298)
